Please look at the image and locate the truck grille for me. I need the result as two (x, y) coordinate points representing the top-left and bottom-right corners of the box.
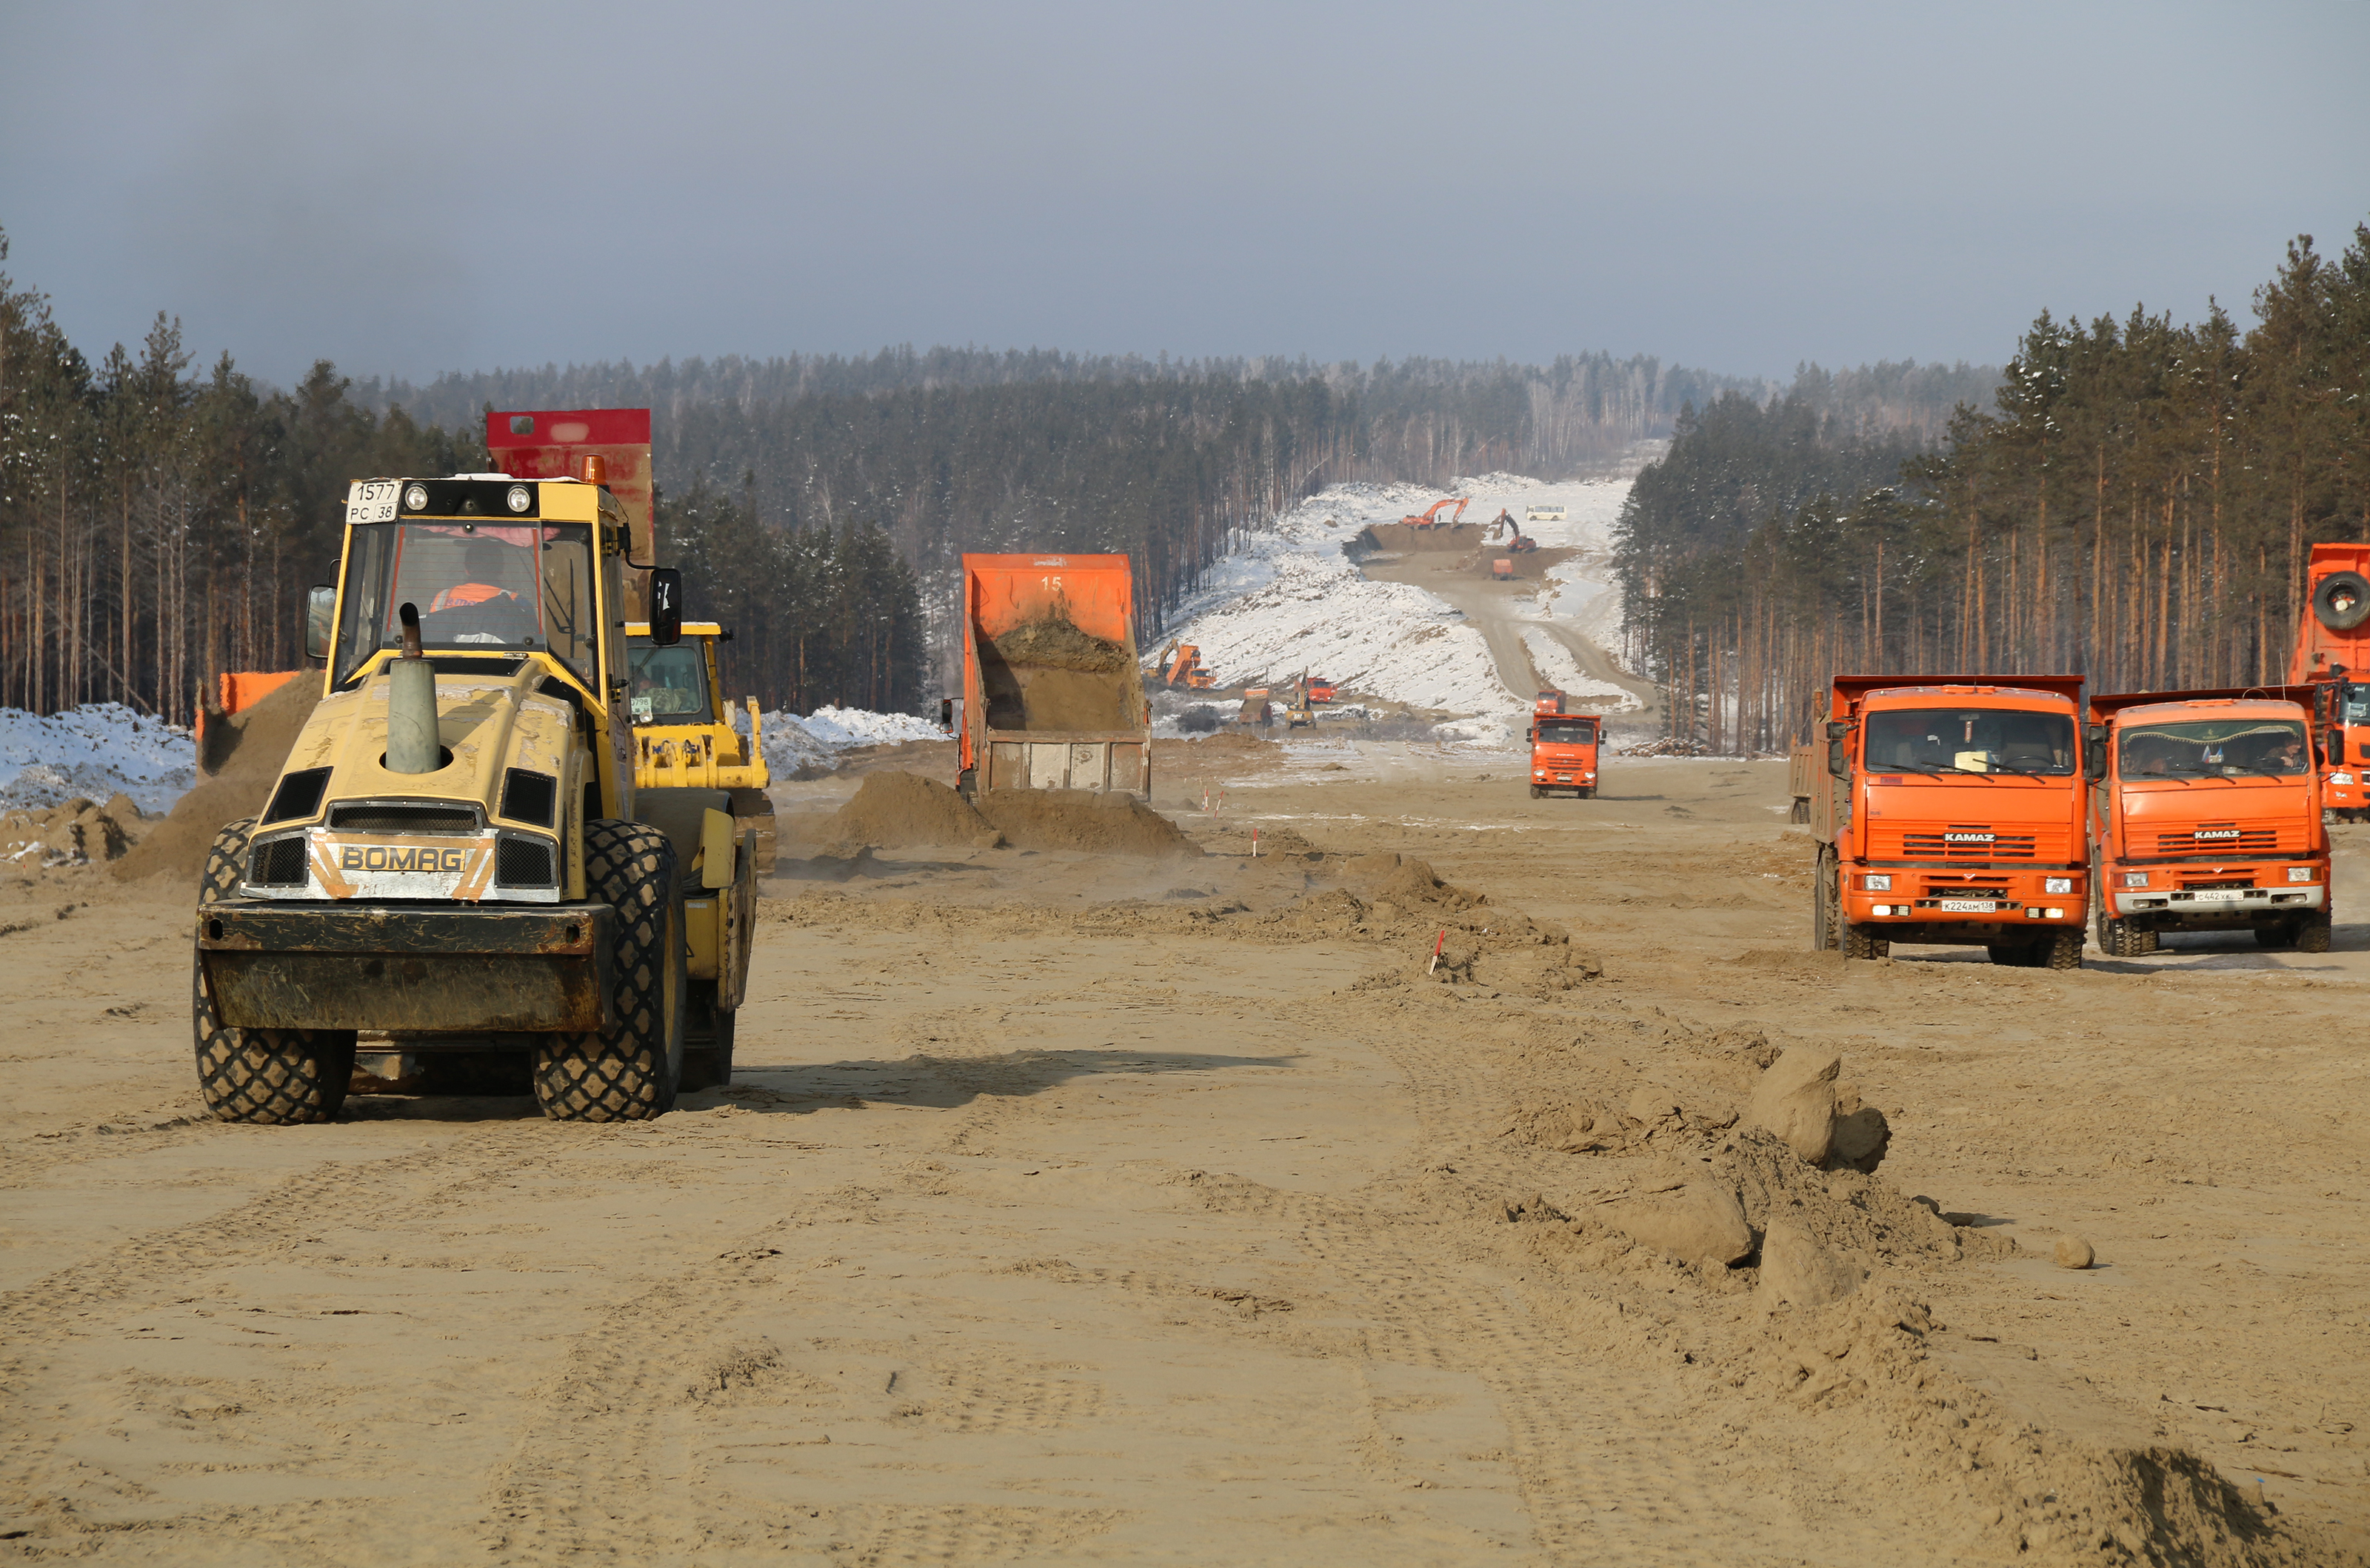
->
(2177, 875), (2254, 891)
(2155, 826), (2278, 854)
(1900, 826), (2037, 860)
(1922, 878), (2009, 900)
(329, 804), (479, 833)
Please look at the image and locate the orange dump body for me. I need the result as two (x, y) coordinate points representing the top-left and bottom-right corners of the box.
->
(2289, 544), (2370, 818)
(1529, 713), (1600, 796)
(1812, 675), (2092, 952)
(958, 553), (1151, 797)
(195, 670), (303, 750)
(487, 407), (655, 615)
(1306, 678), (1335, 703)
(2089, 687), (2328, 943)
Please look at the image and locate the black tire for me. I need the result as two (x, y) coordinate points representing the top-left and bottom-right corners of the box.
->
(2314, 570), (2370, 632)
(2040, 927), (2083, 970)
(533, 820), (686, 1121)
(1578, 786), (1595, 799)
(2297, 913), (2333, 953)
(1789, 798), (1810, 824)
(2098, 917), (2141, 958)
(1529, 785), (1542, 799)
(193, 818), (356, 1124)
(1840, 920), (1889, 959)
(1812, 847), (1839, 952)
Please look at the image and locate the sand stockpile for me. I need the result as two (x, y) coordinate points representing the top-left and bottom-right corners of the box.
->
(975, 788), (1196, 858)
(824, 771), (998, 850)
(113, 675), (321, 886)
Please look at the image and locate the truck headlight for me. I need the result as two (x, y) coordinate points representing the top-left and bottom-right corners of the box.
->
(507, 484), (532, 513)
(2333, 772), (2356, 785)
(2120, 872), (2149, 889)
(2043, 876), (2072, 895)
(403, 483), (428, 510)
(2288, 866), (2316, 883)
(1860, 874), (1892, 891)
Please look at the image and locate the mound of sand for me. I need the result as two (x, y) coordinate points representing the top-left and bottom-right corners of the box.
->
(975, 788), (1197, 858)
(826, 772), (998, 850)
(0, 794), (145, 867)
(991, 615), (1127, 674)
(113, 675), (321, 886)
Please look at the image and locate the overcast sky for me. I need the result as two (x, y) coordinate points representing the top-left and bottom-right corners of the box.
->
(4, 0), (2365, 389)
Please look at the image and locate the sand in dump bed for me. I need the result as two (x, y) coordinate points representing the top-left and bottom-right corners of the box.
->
(983, 615), (1135, 733)
(113, 675), (322, 885)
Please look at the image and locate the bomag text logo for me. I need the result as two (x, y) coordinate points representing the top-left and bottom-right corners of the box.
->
(341, 845), (470, 873)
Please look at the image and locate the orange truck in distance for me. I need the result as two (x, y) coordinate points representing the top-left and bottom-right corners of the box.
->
(958, 553), (1152, 799)
(2086, 687), (2329, 955)
(2288, 542), (2370, 821)
(1529, 691), (1600, 798)
(1805, 675), (2090, 967)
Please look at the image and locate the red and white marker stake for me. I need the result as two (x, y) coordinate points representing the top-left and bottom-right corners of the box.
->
(1251, 827), (1258, 858)
(1428, 929), (1446, 973)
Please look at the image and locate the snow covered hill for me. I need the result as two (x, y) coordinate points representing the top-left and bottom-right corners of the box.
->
(0, 704), (197, 814)
(1152, 470), (1641, 727)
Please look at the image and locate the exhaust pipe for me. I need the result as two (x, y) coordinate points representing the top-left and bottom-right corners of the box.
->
(386, 602), (442, 773)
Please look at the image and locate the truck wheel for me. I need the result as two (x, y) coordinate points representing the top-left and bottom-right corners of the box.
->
(2297, 913), (2333, 953)
(2041, 928), (2083, 970)
(1789, 798), (1809, 824)
(1840, 921), (1888, 959)
(534, 821), (686, 1121)
(1811, 848), (1837, 951)
(1578, 786), (1595, 799)
(192, 818), (356, 1124)
(1529, 785), (1542, 799)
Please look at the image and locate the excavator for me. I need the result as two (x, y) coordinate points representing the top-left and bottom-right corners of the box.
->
(1155, 640), (1216, 690)
(1401, 497), (1470, 530)
(1486, 510), (1538, 552)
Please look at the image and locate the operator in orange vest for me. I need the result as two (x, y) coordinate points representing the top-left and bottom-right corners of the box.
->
(423, 537), (536, 641)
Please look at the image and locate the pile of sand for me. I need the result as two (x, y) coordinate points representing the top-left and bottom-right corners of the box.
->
(991, 615), (1126, 674)
(113, 676), (321, 886)
(0, 795), (145, 867)
(825, 772), (998, 850)
(975, 788), (1195, 858)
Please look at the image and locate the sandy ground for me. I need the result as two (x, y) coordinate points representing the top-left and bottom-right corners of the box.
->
(3, 748), (2366, 1565)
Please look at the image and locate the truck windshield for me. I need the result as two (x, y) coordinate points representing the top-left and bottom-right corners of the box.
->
(626, 640), (714, 724)
(2117, 718), (2308, 778)
(1538, 721), (1595, 744)
(1863, 708), (2075, 774)
(334, 522), (598, 687)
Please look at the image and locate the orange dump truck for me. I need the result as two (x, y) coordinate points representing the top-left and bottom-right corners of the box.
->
(2288, 542), (2370, 821)
(1528, 691), (1600, 798)
(1805, 675), (2091, 967)
(958, 553), (1152, 798)
(2088, 687), (2329, 955)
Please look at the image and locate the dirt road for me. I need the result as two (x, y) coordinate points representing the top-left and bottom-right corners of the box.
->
(2, 750), (2364, 1564)
(1358, 555), (1662, 729)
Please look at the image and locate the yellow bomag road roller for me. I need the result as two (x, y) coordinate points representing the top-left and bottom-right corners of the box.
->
(190, 460), (756, 1123)
(625, 618), (772, 1083)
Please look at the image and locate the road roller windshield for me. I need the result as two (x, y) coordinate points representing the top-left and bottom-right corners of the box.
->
(333, 521), (598, 686)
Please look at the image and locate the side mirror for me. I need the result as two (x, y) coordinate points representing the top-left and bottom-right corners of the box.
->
(1827, 738), (1848, 779)
(1824, 721), (1849, 741)
(2083, 725), (2109, 783)
(304, 586), (336, 663)
(648, 568), (683, 647)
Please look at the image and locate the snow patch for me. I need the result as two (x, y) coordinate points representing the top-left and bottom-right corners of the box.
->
(0, 704), (196, 814)
(1518, 628), (1642, 714)
(755, 705), (948, 775)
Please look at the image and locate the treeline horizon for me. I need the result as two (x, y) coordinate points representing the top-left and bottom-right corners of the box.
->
(1617, 220), (2370, 755)
(4, 214), (2000, 721)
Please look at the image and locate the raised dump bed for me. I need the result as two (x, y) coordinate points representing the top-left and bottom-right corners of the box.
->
(958, 553), (1152, 798)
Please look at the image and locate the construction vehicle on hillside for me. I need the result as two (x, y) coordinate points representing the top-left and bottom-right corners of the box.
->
(1486, 510), (1539, 552)
(958, 553), (1152, 797)
(1282, 675), (1317, 729)
(1306, 675), (1335, 704)
(1401, 497), (1469, 530)
(2087, 687), (2329, 955)
(1528, 691), (1600, 797)
(1800, 675), (2092, 967)
(2287, 543), (2370, 821)
(1155, 639), (1216, 690)
(190, 410), (761, 1124)
(625, 618), (770, 1086)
